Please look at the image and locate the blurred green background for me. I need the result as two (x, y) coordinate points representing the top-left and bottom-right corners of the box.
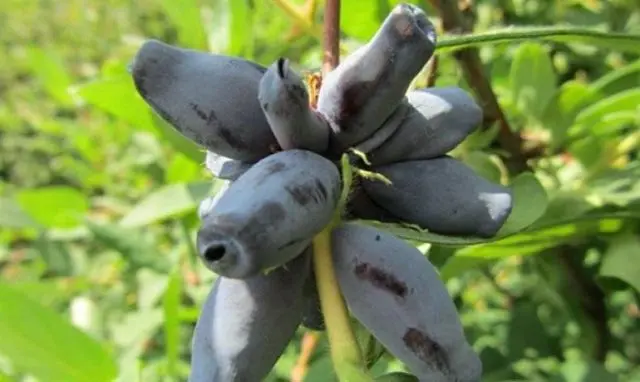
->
(1, 0), (640, 381)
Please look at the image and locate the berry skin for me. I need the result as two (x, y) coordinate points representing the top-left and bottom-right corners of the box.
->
(131, 39), (277, 161)
(362, 156), (513, 238)
(366, 87), (483, 165)
(317, 3), (437, 151)
(259, 58), (330, 152)
(197, 149), (341, 278)
(331, 223), (483, 382)
(189, 249), (311, 382)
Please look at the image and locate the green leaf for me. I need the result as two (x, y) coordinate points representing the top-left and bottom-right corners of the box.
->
(496, 173), (549, 236)
(341, 0), (388, 41)
(86, 220), (171, 272)
(25, 47), (74, 106)
(119, 181), (220, 227)
(572, 89), (640, 136)
(599, 230), (640, 293)
(541, 80), (595, 147)
(159, 0), (208, 50)
(510, 43), (557, 120)
(16, 186), (89, 229)
(0, 282), (117, 382)
(590, 59), (640, 97)
(439, 212), (639, 280)
(365, 172), (548, 246)
(78, 70), (204, 162)
(461, 151), (504, 184)
(75, 74), (156, 132)
(163, 268), (182, 377)
(228, 0), (254, 58)
(0, 197), (39, 229)
(437, 27), (640, 54)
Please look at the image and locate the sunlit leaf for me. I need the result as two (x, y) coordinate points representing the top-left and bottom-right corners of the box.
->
(572, 89), (640, 136)
(0, 197), (39, 229)
(590, 59), (640, 97)
(16, 186), (89, 229)
(228, 0), (254, 59)
(510, 43), (557, 120)
(159, 0), (208, 50)
(25, 47), (74, 106)
(341, 0), (388, 41)
(119, 181), (221, 227)
(440, 211), (640, 280)
(0, 282), (117, 382)
(75, 75), (156, 132)
(163, 268), (182, 377)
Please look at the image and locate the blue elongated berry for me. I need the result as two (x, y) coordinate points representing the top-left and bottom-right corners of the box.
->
(362, 156), (512, 238)
(317, 3), (437, 150)
(367, 87), (482, 165)
(189, 249), (310, 382)
(331, 223), (482, 382)
(197, 150), (341, 278)
(259, 58), (330, 152)
(130, 39), (277, 161)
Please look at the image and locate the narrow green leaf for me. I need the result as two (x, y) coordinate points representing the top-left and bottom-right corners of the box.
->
(510, 43), (557, 120)
(159, 0), (208, 50)
(119, 181), (220, 227)
(163, 268), (182, 377)
(0, 197), (39, 229)
(572, 89), (640, 136)
(16, 186), (89, 229)
(439, 212), (640, 280)
(590, 59), (640, 97)
(0, 282), (117, 382)
(599, 230), (640, 293)
(437, 27), (640, 54)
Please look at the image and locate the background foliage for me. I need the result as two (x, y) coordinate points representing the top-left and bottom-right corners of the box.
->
(1, 0), (640, 381)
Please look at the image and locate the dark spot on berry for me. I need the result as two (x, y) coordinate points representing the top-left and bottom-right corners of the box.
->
(403, 328), (449, 371)
(354, 262), (407, 297)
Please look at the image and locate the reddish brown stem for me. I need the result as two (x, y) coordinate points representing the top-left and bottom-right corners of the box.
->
(322, 0), (340, 74)
(428, 0), (529, 173)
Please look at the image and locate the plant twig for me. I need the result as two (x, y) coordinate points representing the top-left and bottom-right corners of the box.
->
(322, 0), (340, 74)
(429, 0), (529, 173)
(425, 55), (439, 87)
(311, 1), (370, 380)
(430, 0), (612, 362)
(291, 331), (321, 382)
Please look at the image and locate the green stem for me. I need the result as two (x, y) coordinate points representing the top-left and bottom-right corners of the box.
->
(311, 153), (371, 381)
(312, 228), (370, 381)
(437, 26), (640, 54)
